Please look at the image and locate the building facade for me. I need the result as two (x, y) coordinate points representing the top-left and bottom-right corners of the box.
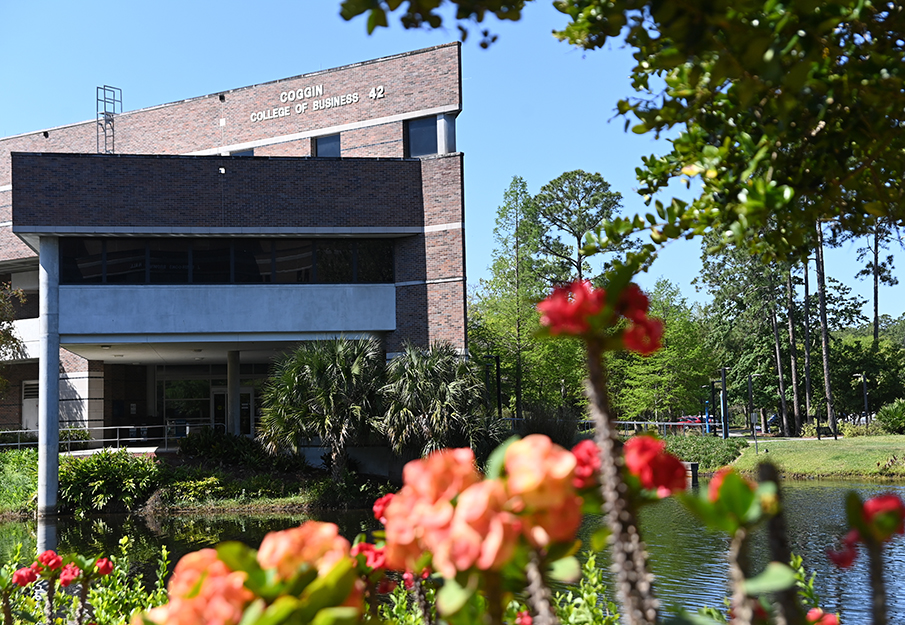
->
(0, 44), (466, 482)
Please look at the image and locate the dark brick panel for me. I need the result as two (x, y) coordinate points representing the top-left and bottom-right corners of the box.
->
(13, 154), (427, 230)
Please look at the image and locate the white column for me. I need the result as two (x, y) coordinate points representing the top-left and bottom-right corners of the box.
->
(38, 236), (60, 518)
(227, 350), (240, 436)
(437, 113), (456, 154)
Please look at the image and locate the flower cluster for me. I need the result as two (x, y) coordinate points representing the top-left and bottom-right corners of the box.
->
(624, 436), (687, 497)
(141, 521), (363, 625)
(828, 493), (905, 568)
(536, 281), (664, 355)
(807, 608), (840, 625)
(11, 550), (113, 589)
(382, 436), (597, 580)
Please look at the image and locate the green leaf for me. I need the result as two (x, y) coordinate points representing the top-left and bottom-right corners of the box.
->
(590, 526), (611, 552)
(436, 575), (476, 616)
(742, 562), (797, 595)
(485, 436), (518, 480)
(548, 556), (581, 583)
(297, 559), (357, 622)
(250, 596), (299, 625)
(311, 607), (362, 625)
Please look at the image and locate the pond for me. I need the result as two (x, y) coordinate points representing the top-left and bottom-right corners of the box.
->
(3, 480), (903, 622)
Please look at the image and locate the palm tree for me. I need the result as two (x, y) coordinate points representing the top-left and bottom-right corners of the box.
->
(260, 336), (384, 481)
(380, 341), (505, 460)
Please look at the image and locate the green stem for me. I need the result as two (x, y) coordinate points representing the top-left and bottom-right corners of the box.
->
(586, 339), (658, 625)
(485, 571), (504, 625)
(866, 538), (888, 625)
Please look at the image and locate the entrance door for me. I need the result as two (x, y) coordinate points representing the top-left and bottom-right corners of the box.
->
(211, 387), (255, 437)
(22, 381), (38, 432)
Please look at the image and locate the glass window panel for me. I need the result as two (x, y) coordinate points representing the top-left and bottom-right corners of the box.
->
(164, 399), (210, 422)
(315, 134), (341, 157)
(192, 239), (232, 283)
(106, 239), (147, 284)
(356, 239), (394, 283)
(60, 238), (104, 284)
(406, 117), (437, 157)
(317, 240), (354, 283)
(274, 240), (313, 283)
(149, 239), (189, 284)
(164, 379), (211, 400)
(234, 240), (272, 283)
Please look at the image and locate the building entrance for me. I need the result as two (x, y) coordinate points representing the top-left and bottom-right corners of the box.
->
(211, 387), (256, 437)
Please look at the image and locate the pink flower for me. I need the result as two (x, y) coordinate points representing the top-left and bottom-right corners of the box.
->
(617, 283), (650, 323)
(95, 557), (113, 576)
(505, 435), (577, 509)
(257, 521), (351, 579)
(862, 493), (905, 542)
(623, 316), (664, 356)
(807, 608), (840, 624)
(373, 493), (394, 524)
(12, 567), (37, 587)
(571, 439), (600, 490)
(37, 550), (63, 571)
(537, 280), (605, 336)
(516, 610), (533, 625)
(59, 563), (81, 587)
(624, 436), (686, 497)
(351, 542), (387, 570)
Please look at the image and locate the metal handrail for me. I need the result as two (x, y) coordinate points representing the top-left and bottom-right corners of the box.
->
(0, 421), (227, 452)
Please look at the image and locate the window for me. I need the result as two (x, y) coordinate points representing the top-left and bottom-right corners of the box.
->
(317, 240), (354, 283)
(106, 239), (148, 284)
(60, 238), (104, 283)
(405, 116), (438, 157)
(234, 240), (272, 283)
(357, 239), (394, 283)
(313, 134), (341, 157)
(274, 240), (314, 283)
(192, 239), (232, 283)
(149, 239), (189, 284)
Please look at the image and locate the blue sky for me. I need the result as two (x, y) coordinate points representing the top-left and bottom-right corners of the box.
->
(1, 1), (901, 320)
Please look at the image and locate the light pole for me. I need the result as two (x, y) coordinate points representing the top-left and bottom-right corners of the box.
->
(854, 373), (868, 434)
(748, 373), (764, 454)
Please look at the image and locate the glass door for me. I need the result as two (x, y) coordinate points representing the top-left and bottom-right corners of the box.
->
(211, 387), (255, 436)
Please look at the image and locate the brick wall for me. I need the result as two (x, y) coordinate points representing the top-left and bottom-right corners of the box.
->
(0, 362), (38, 428)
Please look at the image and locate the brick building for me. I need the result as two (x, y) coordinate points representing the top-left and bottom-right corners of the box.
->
(0, 43), (466, 478)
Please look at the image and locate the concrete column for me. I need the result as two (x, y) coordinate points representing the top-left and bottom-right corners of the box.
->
(437, 113), (456, 154)
(37, 516), (58, 553)
(227, 350), (240, 436)
(38, 236), (60, 518)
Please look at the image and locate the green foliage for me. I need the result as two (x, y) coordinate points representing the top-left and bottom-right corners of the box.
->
(839, 421), (888, 438)
(553, 552), (620, 625)
(178, 428), (310, 472)
(87, 536), (169, 625)
(0, 449), (37, 512)
(58, 449), (161, 515)
(260, 337), (384, 481)
(875, 399), (905, 435)
(512, 402), (583, 449)
(59, 427), (92, 451)
(662, 436), (748, 473)
(379, 581), (437, 625)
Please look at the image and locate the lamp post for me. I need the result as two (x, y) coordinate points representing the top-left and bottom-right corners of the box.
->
(854, 373), (868, 434)
(748, 373), (764, 454)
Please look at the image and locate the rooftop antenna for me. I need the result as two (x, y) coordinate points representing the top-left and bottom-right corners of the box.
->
(96, 86), (122, 154)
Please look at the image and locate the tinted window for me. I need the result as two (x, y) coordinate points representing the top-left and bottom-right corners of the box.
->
(317, 240), (355, 283)
(106, 239), (147, 284)
(60, 238), (104, 283)
(149, 239), (189, 283)
(406, 117), (437, 157)
(315, 134), (341, 157)
(357, 240), (394, 283)
(274, 240), (314, 283)
(192, 239), (232, 283)
(235, 240), (272, 283)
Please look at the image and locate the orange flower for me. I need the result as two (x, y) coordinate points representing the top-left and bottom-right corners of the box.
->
(257, 521), (351, 579)
(505, 435), (577, 509)
(141, 549), (252, 625)
(522, 494), (583, 547)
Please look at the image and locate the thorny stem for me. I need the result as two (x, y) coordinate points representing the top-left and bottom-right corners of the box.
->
(865, 539), (888, 625)
(525, 551), (559, 625)
(485, 571), (504, 625)
(43, 580), (55, 625)
(2, 591), (12, 625)
(757, 463), (805, 625)
(728, 528), (753, 625)
(76, 579), (91, 625)
(412, 576), (434, 625)
(585, 339), (658, 625)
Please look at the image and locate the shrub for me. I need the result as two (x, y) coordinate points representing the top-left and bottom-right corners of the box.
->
(839, 421), (888, 437)
(875, 399), (905, 435)
(513, 402), (583, 449)
(59, 449), (161, 515)
(661, 435), (748, 472)
(0, 449), (38, 512)
(60, 426), (92, 451)
(178, 428), (310, 473)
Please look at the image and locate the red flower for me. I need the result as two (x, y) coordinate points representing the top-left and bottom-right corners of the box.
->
(376, 579), (397, 594)
(515, 610), (533, 625)
(37, 550), (63, 571)
(624, 436), (686, 497)
(862, 493), (905, 542)
(59, 563), (81, 587)
(623, 317), (664, 356)
(95, 558), (113, 576)
(617, 283), (649, 323)
(807, 608), (839, 625)
(12, 567), (37, 587)
(827, 529), (859, 569)
(372, 493), (394, 525)
(571, 439), (600, 489)
(537, 281), (605, 336)
(351, 542), (387, 570)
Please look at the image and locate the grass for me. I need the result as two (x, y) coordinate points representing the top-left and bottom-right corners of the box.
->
(0, 449), (37, 514)
(732, 435), (905, 479)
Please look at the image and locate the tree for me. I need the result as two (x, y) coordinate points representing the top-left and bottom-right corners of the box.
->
(527, 170), (630, 284)
(259, 337), (384, 481)
(853, 219), (900, 342)
(342, 1), (905, 278)
(379, 341), (505, 459)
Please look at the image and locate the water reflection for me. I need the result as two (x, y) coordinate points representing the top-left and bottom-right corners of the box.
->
(2, 481), (903, 622)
